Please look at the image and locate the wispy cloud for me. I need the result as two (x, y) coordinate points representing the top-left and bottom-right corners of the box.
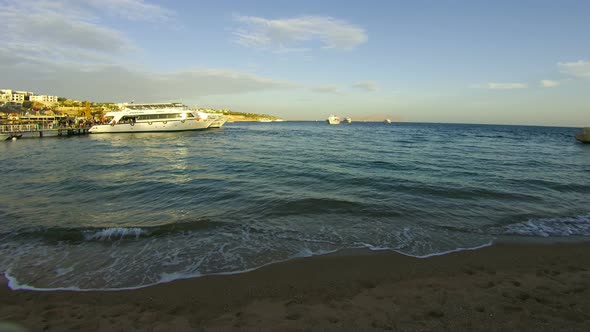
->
(486, 82), (528, 90)
(352, 81), (379, 92)
(558, 60), (590, 78)
(233, 15), (367, 52)
(0, 0), (175, 63)
(83, 0), (174, 21)
(540, 80), (560, 88)
(0, 1), (297, 102)
(0, 49), (299, 101)
(0, 0), (141, 63)
(310, 85), (342, 94)
(16, 14), (130, 52)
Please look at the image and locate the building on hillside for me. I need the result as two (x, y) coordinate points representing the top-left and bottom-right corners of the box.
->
(1, 89), (57, 105)
(0, 90), (12, 103)
(0, 89), (33, 104)
(12, 91), (33, 103)
(30, 94), (58, 105)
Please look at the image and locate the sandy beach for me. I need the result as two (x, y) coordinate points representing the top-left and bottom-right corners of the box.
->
(1, 241), (589, 331)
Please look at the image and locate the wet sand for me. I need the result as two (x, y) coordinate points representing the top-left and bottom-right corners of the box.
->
(1, 242), (590, 331)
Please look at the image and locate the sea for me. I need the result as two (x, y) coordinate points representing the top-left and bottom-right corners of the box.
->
(1, 122), (589, 291)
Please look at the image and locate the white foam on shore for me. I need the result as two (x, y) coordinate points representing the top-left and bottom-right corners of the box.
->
(159, 271), (202, 284)
(397, 241), (495, 258)
(4, 270), (162, 292)
(2, 247), (341, 292)
(3, 241), (494, 292)
(359, 240), (495, 258)
(5, 271), (84, 292)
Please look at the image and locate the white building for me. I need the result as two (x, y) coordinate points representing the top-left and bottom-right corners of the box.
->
(0, 90), (11, 103)
(30, 95), (58, 103)
(0, 89), (57, 105)
(11, 93), (26, 103)
(1, 90), (32, 104)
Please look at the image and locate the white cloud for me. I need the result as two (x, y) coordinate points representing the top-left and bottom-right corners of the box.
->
(558, 60), (590, 78)
(0, 1), (297, 103)
(486, 82), (528, 90)
(0, 49), (298, 101)
(540, 80), (560, 88)
(20, 15), (130, 52)
(233, 15), (367, 52)
(311, 86), (341, 94)
(0, 1), (137, 61)
(352, 81), (379, 92)
(83, 0), (174, 21)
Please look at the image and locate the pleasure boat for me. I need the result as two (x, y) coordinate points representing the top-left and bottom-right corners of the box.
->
(576, 128), (590, 143)
(343, 117), (352, 123)
(327, 115), (341, 125)
(384, 118), (392, 124)
(89, 103), (214, 134)
(207, 113), (228, 128)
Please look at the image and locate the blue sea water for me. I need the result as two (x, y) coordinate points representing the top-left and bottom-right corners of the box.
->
(0, 122), (589, 290)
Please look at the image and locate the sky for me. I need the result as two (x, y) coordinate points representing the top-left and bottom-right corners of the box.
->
(1, 0), (589, 126)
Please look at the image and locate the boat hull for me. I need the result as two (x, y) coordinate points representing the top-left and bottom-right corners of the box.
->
(208, 116), (228, 128)
(89, 119), (213, 133)
(576, 133), (590, 143)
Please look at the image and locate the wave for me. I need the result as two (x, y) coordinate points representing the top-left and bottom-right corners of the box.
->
(3, 219), (228, 243)
(261, 197), (370, 217)
(83, 227), (148, 241)
(502, 214), (590, 237)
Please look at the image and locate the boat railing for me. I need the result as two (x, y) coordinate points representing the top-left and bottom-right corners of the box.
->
(0, 123), (64, 133)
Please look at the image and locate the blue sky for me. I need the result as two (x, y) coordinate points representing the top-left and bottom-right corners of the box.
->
(1, 0), (589, 125)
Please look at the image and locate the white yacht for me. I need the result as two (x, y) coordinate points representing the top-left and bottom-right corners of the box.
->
(89, 103), (214, 134)
(343, 117), (352, 123)
(327, 115), (341, 125)
(207, 113), (228, 128)
(384, 118), (392, 124)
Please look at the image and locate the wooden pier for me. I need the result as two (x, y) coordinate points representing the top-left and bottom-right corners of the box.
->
(1, 124), (91, 140)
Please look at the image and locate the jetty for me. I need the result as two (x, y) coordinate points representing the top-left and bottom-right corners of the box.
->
(1, 123), (90, 140)
(576, 128), (590, 144)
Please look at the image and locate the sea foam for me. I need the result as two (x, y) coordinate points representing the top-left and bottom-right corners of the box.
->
(83, 227), (148, 241)
(503, 214), (590, 237)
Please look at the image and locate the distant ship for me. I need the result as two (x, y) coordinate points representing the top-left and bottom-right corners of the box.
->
(258, 119), (273, 122)
(384, 119), (392, 124)
(343, 117), (352, 123)
(327, 115), (341, 125)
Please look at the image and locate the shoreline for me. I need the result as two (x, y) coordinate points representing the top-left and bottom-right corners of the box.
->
(2, 241), (590, 331)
